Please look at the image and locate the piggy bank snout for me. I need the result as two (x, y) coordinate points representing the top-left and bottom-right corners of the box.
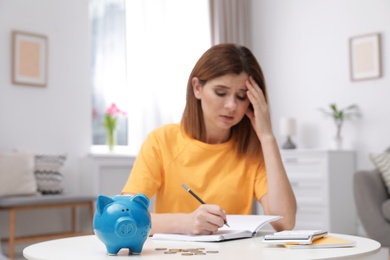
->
(115, 217), (137, 238)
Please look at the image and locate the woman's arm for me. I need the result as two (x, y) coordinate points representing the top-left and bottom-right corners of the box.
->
(150, 204), (226, 235)
(259, 136), (296, 231)
(122, 192), (226, 235)
(245, 76), (297, 231)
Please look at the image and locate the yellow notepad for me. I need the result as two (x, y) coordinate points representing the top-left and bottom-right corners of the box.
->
(285, 235), (356, 249)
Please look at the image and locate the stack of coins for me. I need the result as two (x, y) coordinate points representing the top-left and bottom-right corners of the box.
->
(155, 247), (219, 256)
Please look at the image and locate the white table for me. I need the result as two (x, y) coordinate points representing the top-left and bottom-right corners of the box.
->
(23, 233), (382, 260)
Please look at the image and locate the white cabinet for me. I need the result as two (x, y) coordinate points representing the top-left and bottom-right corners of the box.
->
(281, 150), (356, 234)
(80, 155), (136, 196)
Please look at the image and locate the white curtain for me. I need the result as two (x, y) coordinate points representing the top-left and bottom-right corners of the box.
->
(209, 0), (250, 46)
(90, 0), (128, 146)
(125, 0), (211, 154)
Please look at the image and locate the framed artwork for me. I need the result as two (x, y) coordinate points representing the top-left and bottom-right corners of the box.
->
(12, 31), (48, 87)
(349, 33), (381, 81)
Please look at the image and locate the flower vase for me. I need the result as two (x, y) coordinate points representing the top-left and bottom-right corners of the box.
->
(106, 129), (117, 152)
(332, 136), (343, 150)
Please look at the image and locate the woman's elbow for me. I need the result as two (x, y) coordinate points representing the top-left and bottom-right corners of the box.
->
(272, 214), (296, 231)
(283, 215), (296, 230)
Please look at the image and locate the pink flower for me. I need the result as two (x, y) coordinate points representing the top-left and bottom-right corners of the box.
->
(92, 108), (99, 120)
(106, 103), (127, 117)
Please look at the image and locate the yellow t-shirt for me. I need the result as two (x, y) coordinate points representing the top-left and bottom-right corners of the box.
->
(122, 124), (267, 214)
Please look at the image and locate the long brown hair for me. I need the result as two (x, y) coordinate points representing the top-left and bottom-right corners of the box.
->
(181, 43), (268, 162)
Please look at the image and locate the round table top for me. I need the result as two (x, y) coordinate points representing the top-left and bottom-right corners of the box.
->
(23, 233), (381, 260)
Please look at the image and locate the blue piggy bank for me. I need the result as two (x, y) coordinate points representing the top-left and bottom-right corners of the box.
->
(93, 194), (151, 255)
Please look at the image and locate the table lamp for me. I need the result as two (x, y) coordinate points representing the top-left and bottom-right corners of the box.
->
(279, 117), (297, 149)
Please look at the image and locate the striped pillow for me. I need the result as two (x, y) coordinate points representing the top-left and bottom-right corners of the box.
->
(34, 154), (67, 194)
(370, 152), (390, 195)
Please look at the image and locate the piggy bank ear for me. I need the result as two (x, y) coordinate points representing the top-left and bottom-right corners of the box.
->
(96, 195), (115, 215)
(132, 194), (149, 210)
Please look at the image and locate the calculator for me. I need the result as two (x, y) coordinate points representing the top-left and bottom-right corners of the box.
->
(262, 230), (328, 245)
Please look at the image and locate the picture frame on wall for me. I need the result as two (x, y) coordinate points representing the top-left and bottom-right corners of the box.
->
(12, 31), (48, 87)
(349, 33), (381, 81)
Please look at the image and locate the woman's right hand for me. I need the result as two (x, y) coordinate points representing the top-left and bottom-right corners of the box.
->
(184, 204), (227, 235)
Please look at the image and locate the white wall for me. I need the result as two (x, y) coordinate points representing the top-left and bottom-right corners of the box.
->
(0, 0), (91, 192)
(249, 0), (390, 171)
(0, 0), (91, 255)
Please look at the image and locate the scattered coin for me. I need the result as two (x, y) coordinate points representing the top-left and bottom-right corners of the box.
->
(157, 247), (219, 255)
(169, 249), (182, 253)
(206, 250), (219, 253)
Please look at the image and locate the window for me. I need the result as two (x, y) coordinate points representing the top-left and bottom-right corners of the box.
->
(90, 0), (210, 155)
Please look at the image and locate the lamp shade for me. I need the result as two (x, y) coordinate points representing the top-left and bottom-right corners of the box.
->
(279, 117), (296, 136)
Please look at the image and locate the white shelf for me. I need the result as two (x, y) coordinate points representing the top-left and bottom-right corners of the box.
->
(281, 149), (356, 234)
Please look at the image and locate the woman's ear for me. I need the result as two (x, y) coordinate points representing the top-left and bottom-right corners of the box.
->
(192, 77), (202, 99)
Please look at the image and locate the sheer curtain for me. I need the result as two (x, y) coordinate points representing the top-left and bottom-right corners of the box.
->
(125, 0), (211, 154)
(90, 0), (128, 146)
(209, 0), (250, 46)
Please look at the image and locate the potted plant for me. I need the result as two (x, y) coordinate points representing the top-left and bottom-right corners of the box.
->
(319, 103), (360, 149)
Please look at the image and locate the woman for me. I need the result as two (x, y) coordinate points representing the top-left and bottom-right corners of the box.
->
(122, 43), (296, 235)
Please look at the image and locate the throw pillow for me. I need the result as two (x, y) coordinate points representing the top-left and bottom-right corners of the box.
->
(369, 152), (390, 195)
(0, 152), (38, 197)
(34, 154), (67, 194)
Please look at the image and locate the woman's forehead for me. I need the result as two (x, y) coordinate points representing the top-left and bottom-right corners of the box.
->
(208, 73), (248, 90)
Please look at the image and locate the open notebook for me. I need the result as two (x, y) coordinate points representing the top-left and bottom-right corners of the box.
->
(151, 214), (282, 242)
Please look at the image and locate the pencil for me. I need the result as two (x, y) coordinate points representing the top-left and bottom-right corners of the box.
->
(181, 183), (230, 227)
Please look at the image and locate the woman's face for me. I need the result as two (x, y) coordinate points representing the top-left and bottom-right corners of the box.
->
(192, 72), (250, 142)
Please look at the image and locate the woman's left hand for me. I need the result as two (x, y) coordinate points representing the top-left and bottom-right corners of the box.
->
(245, 76), (273, 141)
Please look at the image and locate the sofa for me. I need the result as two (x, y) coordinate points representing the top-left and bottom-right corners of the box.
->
(354, 169), (390, 246)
